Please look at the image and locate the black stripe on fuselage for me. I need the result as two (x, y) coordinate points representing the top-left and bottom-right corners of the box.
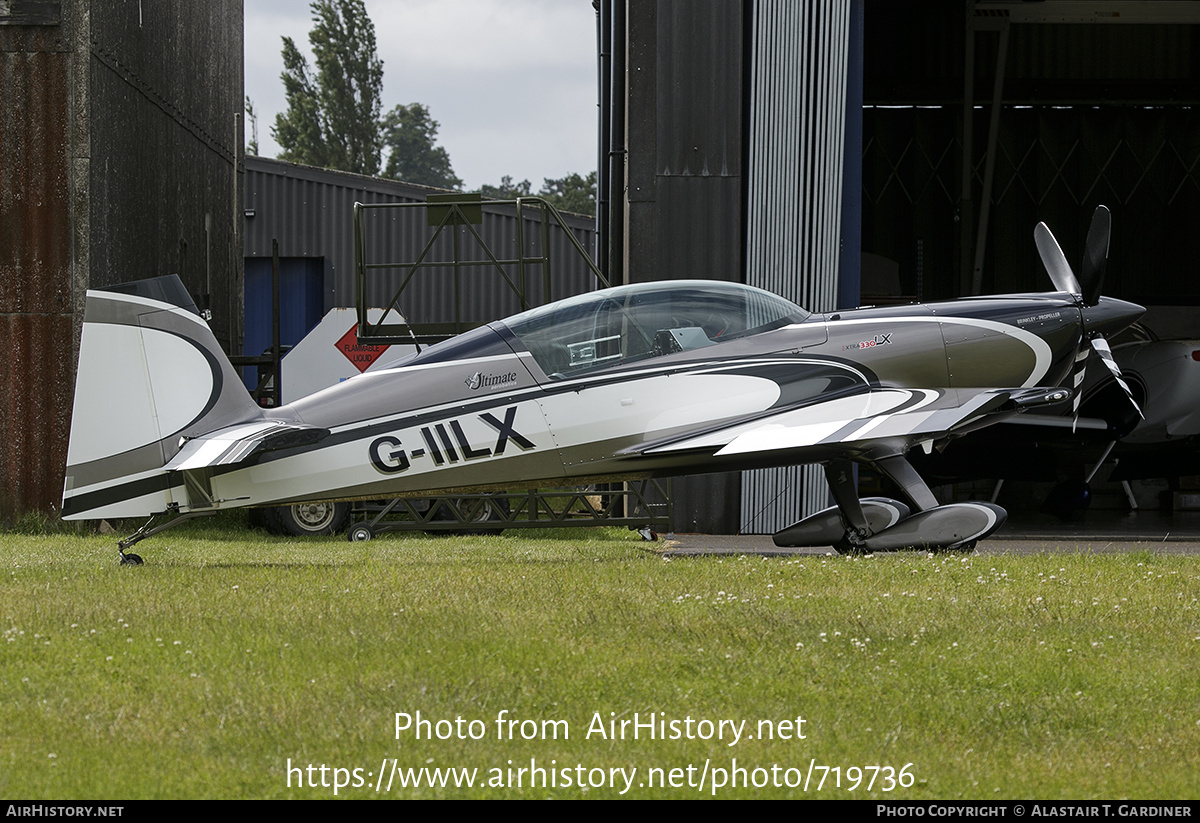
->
(71, 353), (881, 515)
(61, 474), (175, 518)
(244, 354), (878, 470)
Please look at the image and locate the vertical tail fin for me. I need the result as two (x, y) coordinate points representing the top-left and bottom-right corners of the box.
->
(62, 276), (263, 520)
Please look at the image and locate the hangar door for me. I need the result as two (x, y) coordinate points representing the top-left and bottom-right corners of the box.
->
(242, 256), (326, 391)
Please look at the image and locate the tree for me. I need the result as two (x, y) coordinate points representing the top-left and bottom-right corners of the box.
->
(539, 171), (597, 216)
(245, 96), (259, 156)
(479, 175), (533, 200)
(381, 103), (462, 189)
(272, 0), (384, 175)
(479, 173), (597, 216)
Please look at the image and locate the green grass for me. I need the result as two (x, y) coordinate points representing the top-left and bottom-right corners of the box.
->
(2, 517), (1198, 799)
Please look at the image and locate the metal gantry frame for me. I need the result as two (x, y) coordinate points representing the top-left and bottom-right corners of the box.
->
(347, 482), (673, 538)
(229, 238), (285, 407)
(960, 0), (1200, 295)
(353, 194), (608, 346)
(346, 193), (670, 536)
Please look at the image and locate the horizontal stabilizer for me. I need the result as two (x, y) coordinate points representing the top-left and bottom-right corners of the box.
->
(166, 422), (330, 471)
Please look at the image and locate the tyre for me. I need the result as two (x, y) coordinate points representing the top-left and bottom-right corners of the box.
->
(428, 494), (510, 535)
(347, 524), (374, 542)
(248, 506), (277, 531)
(273, 501), (350, 536)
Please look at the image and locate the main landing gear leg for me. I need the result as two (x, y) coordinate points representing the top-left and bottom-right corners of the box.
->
(825, 460), (871, 552)
(873, 454), (941, 513)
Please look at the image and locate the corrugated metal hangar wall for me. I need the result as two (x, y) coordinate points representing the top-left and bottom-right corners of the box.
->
(864, 1), (1200, 310)
(1, 0), (243, 521)
(742, 1), (856, 534)
(610, 0), (1200, 534)
(243, 156), (600, 349)
(609, 0), (860, 533)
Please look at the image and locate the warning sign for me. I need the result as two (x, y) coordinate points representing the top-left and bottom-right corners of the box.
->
(334, 325), (389, 372)
(281, 309), (415, 403)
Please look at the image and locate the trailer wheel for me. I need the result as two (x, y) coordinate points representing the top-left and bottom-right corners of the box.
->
(347, 524), (374, 542)
(274, 502), (350, 536)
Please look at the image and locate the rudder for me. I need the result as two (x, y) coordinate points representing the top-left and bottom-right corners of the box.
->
(61, 276), (263, 520)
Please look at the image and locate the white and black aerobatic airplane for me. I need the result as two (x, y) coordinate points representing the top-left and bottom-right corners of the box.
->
(62, 207), (1143, 563)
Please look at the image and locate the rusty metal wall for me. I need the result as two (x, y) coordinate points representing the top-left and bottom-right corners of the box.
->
(1, 0), (243, 520)
(1, 8), (77, 520)
(244, 156), (600, 326)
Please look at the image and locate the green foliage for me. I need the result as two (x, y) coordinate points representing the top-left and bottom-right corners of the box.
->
(244, 96), (259, 156)
(479, 174), (534, 200)
(273, 35), (325, 165)
(3, 510), (82, 535)
(480, 172), (597, 216)
(273, 0), (384, 175)
(272, 0), (463, 187)
(270, 2), (588, 197)
(540, 171), (597, 216)
(381, 103), (463, 189)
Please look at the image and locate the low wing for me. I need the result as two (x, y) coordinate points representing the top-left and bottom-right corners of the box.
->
(624, 386), (1070, 460)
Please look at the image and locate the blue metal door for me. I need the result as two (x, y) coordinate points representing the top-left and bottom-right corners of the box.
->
(242, 256), (325, 391)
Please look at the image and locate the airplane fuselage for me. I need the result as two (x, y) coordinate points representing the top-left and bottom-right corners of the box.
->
(61, 278), (1141, 526)
(209, 294), (1089, 508)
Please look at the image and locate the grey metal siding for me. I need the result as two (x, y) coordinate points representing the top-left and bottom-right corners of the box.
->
(625, 0), (745, 288)
(244, 156), (599, 330)
(621, 0), (748, 533)
(741, 0), (850, 534)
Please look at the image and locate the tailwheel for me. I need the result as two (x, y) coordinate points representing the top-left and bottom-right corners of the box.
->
(347, 524), (374, 542)
(118, 551), (144, 566)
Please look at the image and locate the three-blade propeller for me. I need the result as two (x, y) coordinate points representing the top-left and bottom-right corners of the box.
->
(1033, 205), (1142, 422)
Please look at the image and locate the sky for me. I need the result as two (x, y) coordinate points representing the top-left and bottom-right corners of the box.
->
(244, 0), (600, 191)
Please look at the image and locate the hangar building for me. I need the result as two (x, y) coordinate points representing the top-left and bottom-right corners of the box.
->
(1, 0), (242, 521)
(600, 0), (1200, 533)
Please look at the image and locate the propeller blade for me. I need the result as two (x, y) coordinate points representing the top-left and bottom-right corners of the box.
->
(1080, 205), (1111, 307)
(1035, 222), (1081, 295)
(1071, 344), (1089, 431)
(1090, 336), (1143, 420)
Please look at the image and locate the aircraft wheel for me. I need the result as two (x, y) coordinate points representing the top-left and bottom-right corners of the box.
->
(274, 502), (350, 536)
(248, 506), (275, 531)
(347, 524), (374, 542)
(833, 531), (871, 556)
(119, 552), (144, 566)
